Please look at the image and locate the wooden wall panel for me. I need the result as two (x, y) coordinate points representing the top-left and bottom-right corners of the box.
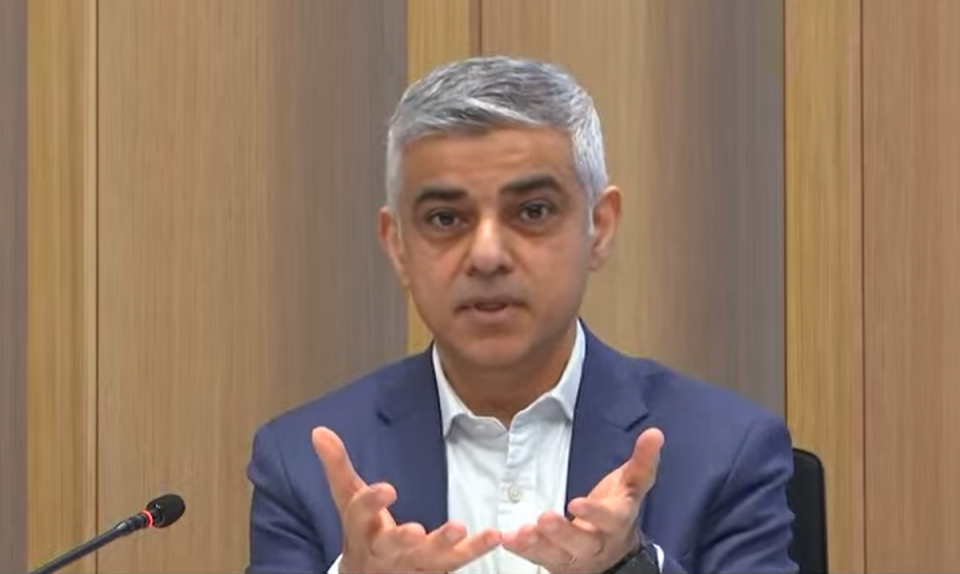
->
(864, 1), (960, 570)
(480, 0), (785, 413)
(96, 1), (407, 571)
(406, 0), (480, 353)
(784, 0), (865, 572)
(26, 1), (99, 572)
(407, 0), (479, 80)
(0, 0), (27, 571)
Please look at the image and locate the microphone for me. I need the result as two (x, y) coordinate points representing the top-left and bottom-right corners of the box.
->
(29, 493), (186, 574)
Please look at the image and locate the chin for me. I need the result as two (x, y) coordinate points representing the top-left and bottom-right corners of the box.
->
(461, 341), (531, 369)
(438, 329), (533, 370)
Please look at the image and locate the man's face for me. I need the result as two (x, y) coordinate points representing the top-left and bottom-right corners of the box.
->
(379, 127), (620, 369)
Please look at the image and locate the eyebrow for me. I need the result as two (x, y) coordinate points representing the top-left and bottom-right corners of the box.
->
(412, 186), (468, 208)
(412, 173), (564, 208)
(501, 173), (564, 197)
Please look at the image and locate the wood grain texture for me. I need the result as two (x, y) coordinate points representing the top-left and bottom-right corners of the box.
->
(26, 1), (99, 572)
(408, 0), (480, 78)
(0, 0), (27, 571)
(405, 0), (480, 353)
(785, 0), (865, 571)
(481, 0), (785, 413)
(96, 1), (407, 571)
(864, 1), (960, 570)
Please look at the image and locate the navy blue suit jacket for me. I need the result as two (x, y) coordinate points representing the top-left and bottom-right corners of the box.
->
(247, 327), (797, 573)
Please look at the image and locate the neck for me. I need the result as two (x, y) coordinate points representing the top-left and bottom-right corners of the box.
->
(437, 322), (578, 427)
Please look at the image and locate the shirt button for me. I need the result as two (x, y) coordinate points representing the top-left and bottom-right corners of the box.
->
(507, 486), (522, 503)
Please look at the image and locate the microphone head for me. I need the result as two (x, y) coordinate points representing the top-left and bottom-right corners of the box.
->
(145, 494), (186, 528)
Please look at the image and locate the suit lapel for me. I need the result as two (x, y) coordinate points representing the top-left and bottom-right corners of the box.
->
(371, 327), (655, 532)
(566, 328), (652, 517)
(375, 349), (448, 532)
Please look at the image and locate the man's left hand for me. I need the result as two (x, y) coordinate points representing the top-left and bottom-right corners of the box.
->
(502, 428), (665, 573)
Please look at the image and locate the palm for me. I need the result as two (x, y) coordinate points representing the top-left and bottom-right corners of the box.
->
(570, 429), (664, 536)
(587, 467), (634, 502)
(314, 426), (502, 573)
(357, 507), (395, 541)
(500, 429), (665, 573)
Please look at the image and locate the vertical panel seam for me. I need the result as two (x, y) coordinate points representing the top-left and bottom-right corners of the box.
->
(476, 0), (483, 55)
(858, 0), (867, 569)
(781, 0), (788, 420)
(93, 0), (100, 569)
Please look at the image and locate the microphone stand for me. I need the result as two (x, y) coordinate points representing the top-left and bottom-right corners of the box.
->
(29, 521), (137, 574)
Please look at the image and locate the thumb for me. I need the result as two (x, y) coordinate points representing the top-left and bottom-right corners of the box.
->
(313, 426), (367, 513)
(620, 428), (664, 495)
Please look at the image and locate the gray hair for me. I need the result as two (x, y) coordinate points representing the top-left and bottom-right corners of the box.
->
(384, 56), (608, 213)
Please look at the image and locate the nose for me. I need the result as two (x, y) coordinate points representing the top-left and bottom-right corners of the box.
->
(465, 216), (512, 278)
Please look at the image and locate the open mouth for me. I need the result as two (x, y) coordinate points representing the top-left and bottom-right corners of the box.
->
(472, 302), (510, 312)
(457, 299), (520, 321)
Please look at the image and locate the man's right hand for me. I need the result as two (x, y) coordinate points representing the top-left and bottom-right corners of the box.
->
(312, 427), (502, 574)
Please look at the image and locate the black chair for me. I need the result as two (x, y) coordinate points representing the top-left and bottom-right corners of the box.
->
(787, 448), (828, 574)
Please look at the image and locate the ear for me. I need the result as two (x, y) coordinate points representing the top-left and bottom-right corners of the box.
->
(378, 206), (410, 287)
(589, 186), (621, 270)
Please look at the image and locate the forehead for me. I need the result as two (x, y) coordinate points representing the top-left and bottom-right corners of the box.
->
(398, 128), (578, 201)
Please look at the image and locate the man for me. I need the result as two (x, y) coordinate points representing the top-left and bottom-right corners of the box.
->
(247, 56), (797, 574)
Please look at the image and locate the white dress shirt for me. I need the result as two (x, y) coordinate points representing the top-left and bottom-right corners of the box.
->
(437, 321), (586, 574)
(330, 321), (662, 573)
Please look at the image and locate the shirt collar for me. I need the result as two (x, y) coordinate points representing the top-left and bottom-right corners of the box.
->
(433, 320), (586, 436)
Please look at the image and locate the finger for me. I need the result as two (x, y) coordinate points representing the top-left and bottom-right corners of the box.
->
(504, 525), (573, 571)
(342, 482), (397, 542)
(568, 496), (635, 535)
(432, 528), (502, 572)
(413, 520), (469, 556)
(312, 427), (367, 513)
(371, 521), (426, 558)
(503, 524), (551, 556)
(457, 528), (503, 559)
(536, 511), (603, 557)
(620, 428), (664, 493)
(502, 523), (538, 553)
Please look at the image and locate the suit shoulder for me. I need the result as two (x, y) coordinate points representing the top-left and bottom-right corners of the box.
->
(626, 355), (788, 441)
(253, 352), (421, 441)
(619, 355), (793, 491)
(586, 329), (782, 433)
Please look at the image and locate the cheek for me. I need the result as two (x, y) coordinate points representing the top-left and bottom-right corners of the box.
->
(523, 241), (591, 294)
(404, 246), (459, 291)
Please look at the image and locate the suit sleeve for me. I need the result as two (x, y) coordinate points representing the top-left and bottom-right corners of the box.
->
(626, 415), (796, 574)
(246, 423), (329, 574)
(665, 414), (797, 574)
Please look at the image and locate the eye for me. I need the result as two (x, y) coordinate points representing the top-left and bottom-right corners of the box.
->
(426, 210), (461, 229)
(519, 201), (554, 222)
